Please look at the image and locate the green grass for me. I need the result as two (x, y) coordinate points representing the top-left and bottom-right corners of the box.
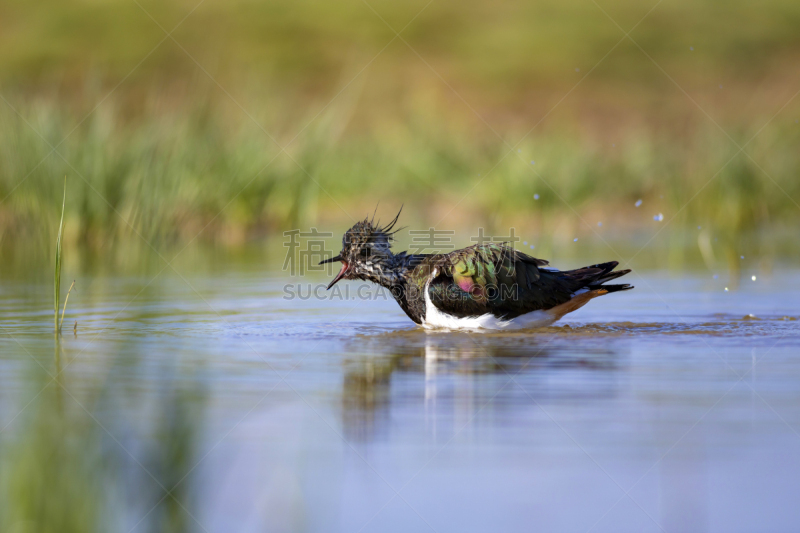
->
(53, 176), (75, 334)
(54, 176), (65, 332)
(1, 93), (798, 252)
(0, 0), (799, 266)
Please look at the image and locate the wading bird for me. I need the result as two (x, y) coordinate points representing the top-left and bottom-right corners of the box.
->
(320, 210), (632, 330)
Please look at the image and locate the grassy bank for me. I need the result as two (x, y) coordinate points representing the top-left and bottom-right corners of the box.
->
(1, 93), (798, 249)
(1, 0), (799, 261)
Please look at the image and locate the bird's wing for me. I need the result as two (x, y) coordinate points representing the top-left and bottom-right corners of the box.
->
(421, 243), (574, 318)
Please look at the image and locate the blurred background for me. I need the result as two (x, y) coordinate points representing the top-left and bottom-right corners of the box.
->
(1, 0), (799, 273)
(2, 2), (800, 533)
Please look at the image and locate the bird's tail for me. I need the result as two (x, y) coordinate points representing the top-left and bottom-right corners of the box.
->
(563, 261), (634, 293)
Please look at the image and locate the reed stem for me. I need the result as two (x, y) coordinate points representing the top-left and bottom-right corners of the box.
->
(59, 280), (75, 332)
(54, 177), (66, 333)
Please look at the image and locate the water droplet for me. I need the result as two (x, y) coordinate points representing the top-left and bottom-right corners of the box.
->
(529, 245), (535, 249)
(719, 85), (723, 89)
(517, 149), (521, 153)
(533, 194), (539, 200)
(612, 143), (616, 147)
(530, 160), (535, 165)
(698, 226), (702, 229)
(523, 241), (528, 245)
(690, 46), (694, 51)
(740, 255), (745, 259)
(654, 213), (664, 221)
(573, 238), (578, 242)
(575, 68), (580, 72)
(597, 222), (603, 227)
(713, 274), (719, 279)
(751, 275), (757, 281)
(635, 199), (642, 207)
(725, 287), (729, 292)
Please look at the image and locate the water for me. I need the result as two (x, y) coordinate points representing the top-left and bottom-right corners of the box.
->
(1, 263), (800, 533)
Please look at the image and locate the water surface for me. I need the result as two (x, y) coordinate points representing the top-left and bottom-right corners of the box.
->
(1, 267), (799, 533)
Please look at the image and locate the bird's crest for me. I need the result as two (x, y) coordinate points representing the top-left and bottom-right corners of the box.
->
(343, 206), (404, 251)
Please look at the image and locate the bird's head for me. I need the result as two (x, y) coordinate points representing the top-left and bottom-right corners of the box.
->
(319, 208), (402, 289)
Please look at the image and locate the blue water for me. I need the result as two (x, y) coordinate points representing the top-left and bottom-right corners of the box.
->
(1, 268), (799, 532)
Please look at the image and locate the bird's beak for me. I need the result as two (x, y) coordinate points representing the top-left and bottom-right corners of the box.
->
(319, 254), (348, 290)
(319, 254), (342, 266)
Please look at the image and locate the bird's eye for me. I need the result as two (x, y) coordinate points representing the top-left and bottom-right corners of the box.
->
(360, 248), (370, 258)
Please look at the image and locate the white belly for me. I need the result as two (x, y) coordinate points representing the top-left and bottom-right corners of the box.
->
(421, 282), (558, 331)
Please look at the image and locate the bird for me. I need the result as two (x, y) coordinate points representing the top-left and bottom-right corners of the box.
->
(319, 209), (633, 330)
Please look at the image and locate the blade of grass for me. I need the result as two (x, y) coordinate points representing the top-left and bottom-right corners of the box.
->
(54, 176), (66, 333)
(60, 280), (75, 332)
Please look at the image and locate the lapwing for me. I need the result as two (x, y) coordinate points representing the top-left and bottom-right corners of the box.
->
(320, 210), (632, 330)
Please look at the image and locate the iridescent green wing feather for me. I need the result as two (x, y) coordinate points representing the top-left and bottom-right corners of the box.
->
(444, 243), (546, 298)
(420, 244), (557, 317)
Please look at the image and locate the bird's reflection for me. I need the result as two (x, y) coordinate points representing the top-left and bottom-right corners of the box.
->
(340, 329), (622, 442)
